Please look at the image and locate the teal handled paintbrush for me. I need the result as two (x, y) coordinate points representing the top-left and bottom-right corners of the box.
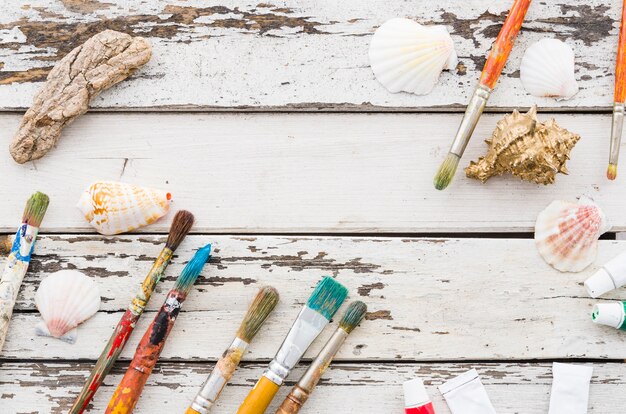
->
(0, 192), (50, 352)
(236, 276), (348, 414)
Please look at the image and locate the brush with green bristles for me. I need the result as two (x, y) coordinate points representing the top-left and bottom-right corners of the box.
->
(236, 276), (348, 414)
(186, 286), (280, 414)
(0, 192), (50, 351)
(275, 300), (367, 414)
(106, 244), (212, 414)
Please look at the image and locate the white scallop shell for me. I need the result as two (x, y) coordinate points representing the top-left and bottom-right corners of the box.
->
(520, 38), (579, 100)
(369, 18), (457, 95)
(535, 195), (610, 272)
(35, 270), (101, 343)
(77, 181), (171, 235)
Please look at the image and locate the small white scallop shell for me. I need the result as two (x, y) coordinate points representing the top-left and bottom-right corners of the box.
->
(77, 181), (171, 235)
(35, 270), (101, 343)
(535, 195), (610, 272)
(520, 38), (579, 100)
(369, 18), (457, 95)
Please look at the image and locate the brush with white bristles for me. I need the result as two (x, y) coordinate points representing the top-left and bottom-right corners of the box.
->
(0, 192), (50, 351)
(275, 301), (367, 414)
(186, 286), (280, 414)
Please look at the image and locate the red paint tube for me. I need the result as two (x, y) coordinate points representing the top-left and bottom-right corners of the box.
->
(403, 378), (435, 414)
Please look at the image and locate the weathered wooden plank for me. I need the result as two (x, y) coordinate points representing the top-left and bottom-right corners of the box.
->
(0, 112), (624, 233)
(0, 0), (620, 110)
(2, 235), (625, 361)
(0, 362), (623, 413)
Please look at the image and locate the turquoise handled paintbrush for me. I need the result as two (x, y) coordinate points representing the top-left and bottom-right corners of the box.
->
(0, 192), (50, 351)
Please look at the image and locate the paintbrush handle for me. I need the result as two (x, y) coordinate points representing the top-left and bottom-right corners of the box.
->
(237, 375), (281, 414)
(616, 0), (626, 103)
(275, 385), (309, 414)
(479, 0), (532, 89)
(187, 337), (249, 414)
(69, 248), (174, 414)
(105, 290), (185, 414)
(0, 225), (39, 351)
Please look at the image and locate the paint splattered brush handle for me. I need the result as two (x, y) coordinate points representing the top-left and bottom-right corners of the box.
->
(479, 0), (532, 89)
(105, 289), (186, 414)
(0, 224), (39, 351)
(69, 248), (174, 414)
(609, 0), (626, 171)
(186, 337), (249, 414)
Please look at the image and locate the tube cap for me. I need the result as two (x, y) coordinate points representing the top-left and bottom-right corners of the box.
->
(403, 378), (430, 408)
(584, 269), (617, 298)
(592, 303), (624, 329)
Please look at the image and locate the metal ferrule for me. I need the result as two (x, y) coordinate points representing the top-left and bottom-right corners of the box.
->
(449, 84), (492, 157)
(297, 328), (348, 392)
(265, 360), (290, 385)
(609, 102), (625, 165)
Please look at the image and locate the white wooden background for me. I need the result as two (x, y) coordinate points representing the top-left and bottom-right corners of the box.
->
(1, 1), (625, 413)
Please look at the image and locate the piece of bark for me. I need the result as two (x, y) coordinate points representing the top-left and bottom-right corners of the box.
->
(9, 30), (152, 164)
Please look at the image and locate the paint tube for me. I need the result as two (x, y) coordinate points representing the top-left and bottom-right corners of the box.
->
(438, 369), (496, 414)
(591, 302), (626, 330)
(584, 251), (626, 298)
(548, 362), (593, 414)
(403, 378), (435, 414)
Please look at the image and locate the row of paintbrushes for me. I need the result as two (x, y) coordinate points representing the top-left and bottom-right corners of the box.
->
(0, 193), (366, 414)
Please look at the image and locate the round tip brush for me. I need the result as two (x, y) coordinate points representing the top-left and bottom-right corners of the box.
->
(608, 0), (626, 180)
(186, 286), (280, 414)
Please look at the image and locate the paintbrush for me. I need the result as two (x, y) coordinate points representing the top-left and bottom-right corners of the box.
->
(433, 0), (532, 190)
(275, 301), (367, 414)
(608, 0), (626, 180)
(236, 276), (348, 414)
(105, 244), (211, 414)
(186, 286), (280, 414)
(69, 210), (194, 414)
(0, 192), (49, 351)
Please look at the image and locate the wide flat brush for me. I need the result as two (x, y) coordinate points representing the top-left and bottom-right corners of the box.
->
(186, 286), (280, 414)
(236, 276), (348, 414)
(275, 301), (367, 414)
(434, 0), (532, 190)
(0, 192), (49, 351)
(105, 244), (211, 414)
(608, 0), (626, 180)
(69, 210), (194, 414)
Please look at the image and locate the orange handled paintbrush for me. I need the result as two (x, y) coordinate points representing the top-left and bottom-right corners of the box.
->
(434, 0), (532, 190)
(608, 0), (626, 180)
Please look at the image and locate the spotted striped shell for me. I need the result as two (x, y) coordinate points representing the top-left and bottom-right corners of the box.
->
(535, 196), (610, 272)
(77, 181), (171, 235)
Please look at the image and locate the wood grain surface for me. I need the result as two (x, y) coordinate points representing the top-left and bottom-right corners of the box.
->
(0, 0), (622, 110)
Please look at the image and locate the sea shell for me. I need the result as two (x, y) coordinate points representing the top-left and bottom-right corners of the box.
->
(465, 106), (580, 184)
(77, 181), (171, 235)
(35, 270), (101, 343)
(535, 196), (610, 272)
(520, 38), (579, 100)
(369, 18), (457, 95)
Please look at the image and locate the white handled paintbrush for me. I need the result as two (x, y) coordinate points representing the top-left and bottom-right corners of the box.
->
(275, 301), (367, 414)
(0, 192), (50, 351)
(186, 286), (280, 414)
(236, 276), (348, 414)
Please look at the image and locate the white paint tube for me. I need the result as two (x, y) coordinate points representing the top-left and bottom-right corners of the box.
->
(438, 369), (496, 414)
(548, 362), (593, 414)
(584, 251), (626, 298)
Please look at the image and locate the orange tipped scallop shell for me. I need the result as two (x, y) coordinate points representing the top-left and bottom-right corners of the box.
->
(535, 196), (610, 272)
(77, 181), (171, 235)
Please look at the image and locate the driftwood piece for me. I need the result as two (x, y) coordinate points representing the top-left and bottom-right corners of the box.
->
(9, 30), (151, 164)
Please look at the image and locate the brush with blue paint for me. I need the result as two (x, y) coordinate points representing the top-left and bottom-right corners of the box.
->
(236, 276), (348, 414)
(105, 244), (212, 414)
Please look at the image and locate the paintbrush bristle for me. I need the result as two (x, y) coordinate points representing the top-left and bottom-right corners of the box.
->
(339, 301), (367, 334)
(607, 163), (618, 180)
(166, 210), (195, 251)
(174, 244), (211, 294)
(306, 277), (348, 321)
(237, 286), (280, 342)
(433, 153), (460, 191)
(22, 192), (50, 227)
